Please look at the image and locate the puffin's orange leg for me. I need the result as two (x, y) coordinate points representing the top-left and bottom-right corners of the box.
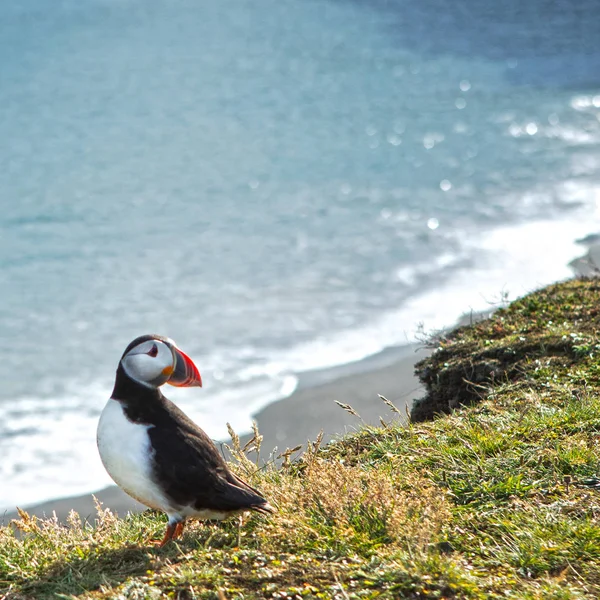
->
(158, 522), (177, 547)
(173, 521), (185, 539)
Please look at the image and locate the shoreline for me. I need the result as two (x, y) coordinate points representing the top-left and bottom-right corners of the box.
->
(4, 235), (599, 526)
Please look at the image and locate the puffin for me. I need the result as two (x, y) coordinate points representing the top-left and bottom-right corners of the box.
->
(97, 334), (274, 546)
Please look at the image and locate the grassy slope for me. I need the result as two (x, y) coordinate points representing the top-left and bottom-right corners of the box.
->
(3, 278), (600, 599)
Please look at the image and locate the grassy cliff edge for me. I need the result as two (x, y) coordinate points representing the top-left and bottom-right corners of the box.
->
(2, 278), (600, 599)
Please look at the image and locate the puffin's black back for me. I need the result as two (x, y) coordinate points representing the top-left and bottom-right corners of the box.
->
(146, 398), (269, 512)
(112, 362), (270, 514)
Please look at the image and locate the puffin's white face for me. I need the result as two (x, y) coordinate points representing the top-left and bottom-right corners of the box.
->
(119, 336), (203, 389)
(121, 339), (176, 387)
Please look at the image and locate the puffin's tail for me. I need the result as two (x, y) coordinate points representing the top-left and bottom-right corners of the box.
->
(251, 501), (275, 515)
(229, 472), (276, 514)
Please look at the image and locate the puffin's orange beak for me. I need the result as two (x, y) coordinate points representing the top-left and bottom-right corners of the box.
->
(167, 347), (202, 387)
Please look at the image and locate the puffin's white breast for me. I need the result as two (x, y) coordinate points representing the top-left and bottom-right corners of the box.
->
(97, 399), (169, 512)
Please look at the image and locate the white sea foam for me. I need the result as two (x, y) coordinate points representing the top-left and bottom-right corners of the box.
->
(251, 192), (600, 377)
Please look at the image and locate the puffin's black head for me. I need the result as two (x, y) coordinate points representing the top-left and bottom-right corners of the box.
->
(119, 334), (202, 389)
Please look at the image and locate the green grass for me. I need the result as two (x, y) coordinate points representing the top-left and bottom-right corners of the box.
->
(3, 278), (600, 599)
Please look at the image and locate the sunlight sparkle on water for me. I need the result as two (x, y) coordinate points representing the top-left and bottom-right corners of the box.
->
(571, 95), (600, 110)
(424, 132), (444, 149)
(387, 133), (402, 146)
(526, 123), (538, 135)
(509, 123), (521, 137)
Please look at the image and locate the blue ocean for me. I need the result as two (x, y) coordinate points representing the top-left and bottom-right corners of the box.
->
(1, 0), (599, 510)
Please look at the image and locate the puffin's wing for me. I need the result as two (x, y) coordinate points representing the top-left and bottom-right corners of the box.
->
(148, 406), (271, 513)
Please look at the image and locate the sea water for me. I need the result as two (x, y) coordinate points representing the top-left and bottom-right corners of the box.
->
(0, 0), (599, 510)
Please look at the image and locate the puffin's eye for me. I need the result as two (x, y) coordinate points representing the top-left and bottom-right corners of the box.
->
(148, 344), (158, 357)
